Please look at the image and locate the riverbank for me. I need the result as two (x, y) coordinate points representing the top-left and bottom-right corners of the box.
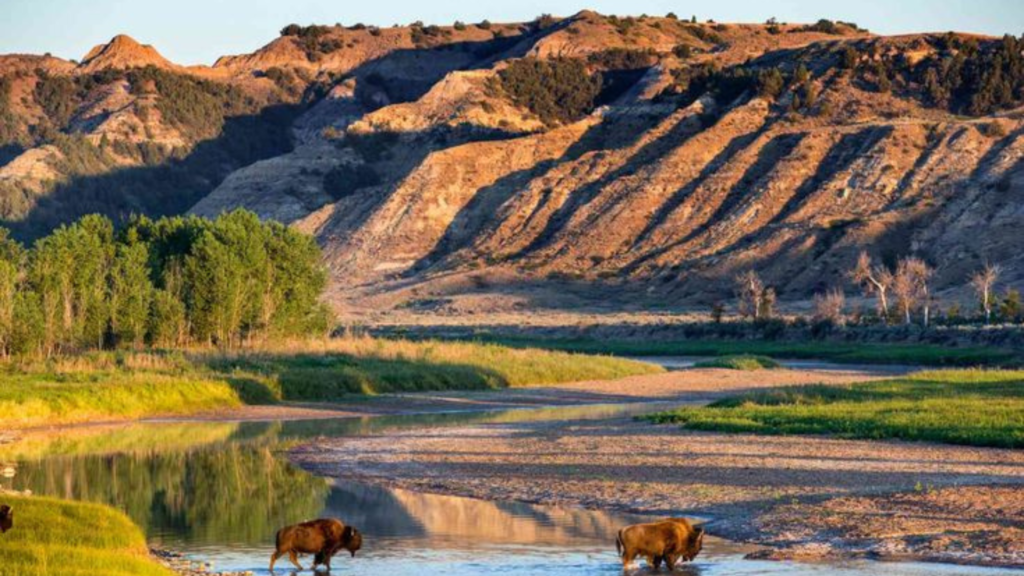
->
(0, 338), (659, 430)
(0, 492), (175, 576)
(292, 370), (1024, 568)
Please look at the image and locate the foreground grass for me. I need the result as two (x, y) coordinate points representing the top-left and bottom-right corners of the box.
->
(0, 494), (173, 576)
(646, 370), (1024, 448)
(693, 355), (781, 370)
(1, 338), (661, 428)
(480, 337), (1018, 367)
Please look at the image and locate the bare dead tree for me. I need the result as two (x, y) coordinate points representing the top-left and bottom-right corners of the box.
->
(851, 252), (892, 321)
(892, 256), (933, 326)
(735, 270), (765, 320)
(970, 264), (1001, 324)
(759, 287), (777, 320)
(813, 288), (846, 326)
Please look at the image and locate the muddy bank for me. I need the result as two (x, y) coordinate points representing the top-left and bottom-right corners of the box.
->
(293, 417), (1024, 568)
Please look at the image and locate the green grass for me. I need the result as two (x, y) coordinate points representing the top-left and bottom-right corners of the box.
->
(0, 494), (173, 576)
(0, 371), (265, 429)
(0, 338), (661, 429)
(475, 337), (1018, 367)
(646, 369), (1024, 448)
(693, 355), (781, 370)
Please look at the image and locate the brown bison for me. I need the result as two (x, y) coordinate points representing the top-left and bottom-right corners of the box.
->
(269, 518), (362, 572)
(615, 517), (704, 570)
(0, 504), (11, 534)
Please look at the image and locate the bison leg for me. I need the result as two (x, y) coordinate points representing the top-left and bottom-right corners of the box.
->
(664, 554), (678, 570)
(269, 550), (289, 572)
(287, 550), (304, 571)
(620, 546), (636, 569)
(646, 555), (658, 569)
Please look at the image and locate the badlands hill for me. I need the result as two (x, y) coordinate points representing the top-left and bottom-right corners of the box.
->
(1, 12), (1023, 317)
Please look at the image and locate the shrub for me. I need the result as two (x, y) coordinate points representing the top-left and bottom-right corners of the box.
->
(496, 58), (603, 125)
(673, 44), (693, 59)
(587, 48), (656, 70)
(322, 163), (381, 200)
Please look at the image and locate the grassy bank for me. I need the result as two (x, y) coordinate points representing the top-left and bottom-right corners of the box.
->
(0, 494), (173, 576)
(647, 370), (1024, 448)
(477, 337), (1018, 367)
(1, 338), (661, 429)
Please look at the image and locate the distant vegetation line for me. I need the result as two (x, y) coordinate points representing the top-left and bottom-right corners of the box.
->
(430, 335), (1020, 367)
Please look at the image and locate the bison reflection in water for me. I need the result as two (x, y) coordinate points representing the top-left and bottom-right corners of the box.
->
(616, 518), (704, 571)
(0, 504), (11, 534)
(270, 518), (362, 572)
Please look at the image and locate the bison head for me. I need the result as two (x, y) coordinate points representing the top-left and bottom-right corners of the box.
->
(342, 525), (362, 557)
(683, 526), (704, 561)
(0, 505), (12, 534)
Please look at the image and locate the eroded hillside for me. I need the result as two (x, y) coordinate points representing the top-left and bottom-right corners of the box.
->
(2, 13), (1022, 316)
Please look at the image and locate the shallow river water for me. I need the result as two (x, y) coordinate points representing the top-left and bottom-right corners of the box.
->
(0, 394), (1016, 575)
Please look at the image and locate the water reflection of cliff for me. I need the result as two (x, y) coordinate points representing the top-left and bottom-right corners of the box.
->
(325, 483), (646, 547)
(12, 443), (329, 545)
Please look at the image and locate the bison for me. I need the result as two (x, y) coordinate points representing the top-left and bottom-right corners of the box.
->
(269, 518), (362, 572)
(615, 517), (704, 570)
(0, 504), (11, 534)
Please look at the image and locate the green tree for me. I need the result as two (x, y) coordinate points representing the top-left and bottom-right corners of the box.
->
(110, 233), (153, 348)
(148, 289), (186, 348)
(11, 291), (45, 357)
(0, 230), (23, 357)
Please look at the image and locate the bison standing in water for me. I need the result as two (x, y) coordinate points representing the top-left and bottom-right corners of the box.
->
(0, 505), (11, 534)
(270, 518), (362, 572)
(616, 517), (704, 570)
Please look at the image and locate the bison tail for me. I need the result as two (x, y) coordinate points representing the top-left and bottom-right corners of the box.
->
(615, 529), (623, 556)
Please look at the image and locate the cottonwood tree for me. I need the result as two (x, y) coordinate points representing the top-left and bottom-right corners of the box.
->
(892, 257), (933, 326)
(736, 270), (776, 320)
(970, 264), (1001, 324)
(0, 209), (329, 356)
(851, 252), (893, 321)
(110, 234), (153, 348)
(0, 230), (23, 357)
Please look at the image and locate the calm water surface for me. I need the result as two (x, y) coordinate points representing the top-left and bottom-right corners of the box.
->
(0, 395), (1012, 575)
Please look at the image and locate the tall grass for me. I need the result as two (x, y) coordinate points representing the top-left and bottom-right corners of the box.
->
(205, 336), (661, 398)
(0, 338), (661, 429)
(646, 369), (1024, 448)
(0, 494), (173, 576)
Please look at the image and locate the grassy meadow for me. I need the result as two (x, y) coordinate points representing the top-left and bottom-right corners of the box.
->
(0, 494), (173, 576)
(479, 337), (1019, 367)
(0, 337), (661, 429)
(647, 369), (1024, 448)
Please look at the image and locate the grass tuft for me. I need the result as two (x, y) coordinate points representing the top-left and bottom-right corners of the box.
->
(646, 369), (1024, 448)
(693, 354), (781, 370)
